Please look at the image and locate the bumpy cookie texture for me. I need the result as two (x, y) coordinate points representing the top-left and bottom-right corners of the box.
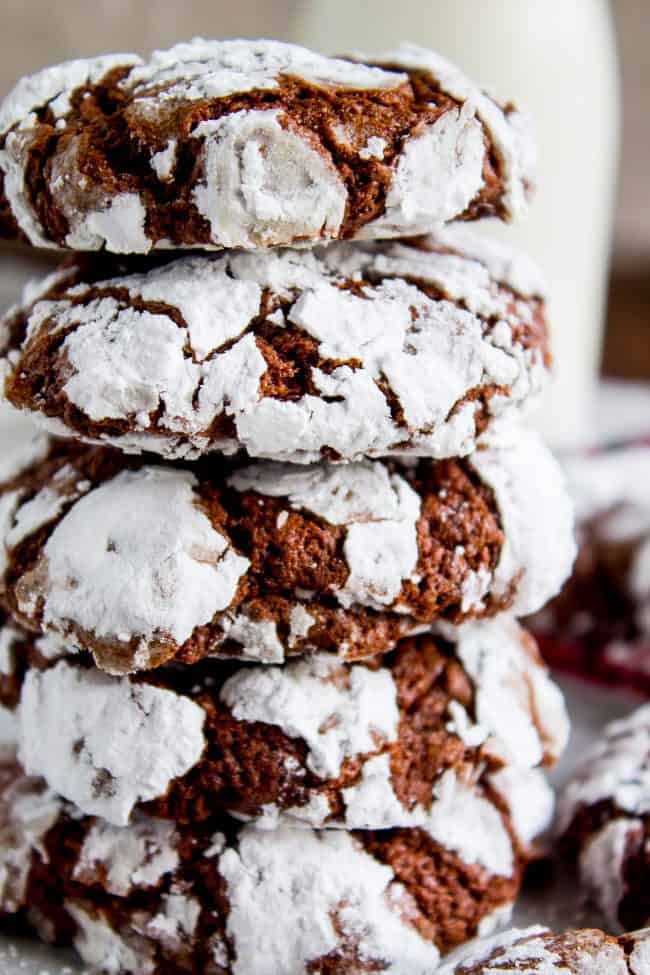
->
(557, 703), (650, 932)
(0, 759), (539, 974)
(0, 227), (549, 464)
(530, 445), (650, 690)
(438, 925), (650, 974)
(0, 39), (534, 253)
(0, 612), (567, 828)
(0, 427), (575, 674)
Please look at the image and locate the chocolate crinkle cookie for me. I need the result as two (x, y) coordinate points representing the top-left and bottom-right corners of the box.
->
(0, 227), (549, 464)
(557, 702), (650, 931)
(0, 425), (575, 675)
(0, 757), (539, 974)
(0, 610), (567, 829)
(438, 925), (650, 974)
(0, 39), (534, 254)
(530, 444), (650, 689)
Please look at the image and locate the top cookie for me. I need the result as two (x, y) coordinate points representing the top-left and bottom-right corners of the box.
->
(0, 39), (534, 254)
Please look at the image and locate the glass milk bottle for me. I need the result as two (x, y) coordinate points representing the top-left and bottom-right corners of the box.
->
(290, 0), (621, 447)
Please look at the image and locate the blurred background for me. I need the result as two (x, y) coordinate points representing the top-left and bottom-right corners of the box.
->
(1, 0), (649, 447)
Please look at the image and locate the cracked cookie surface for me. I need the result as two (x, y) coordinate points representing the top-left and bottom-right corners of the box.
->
(0, 227), (549, 464)
(0, 756), (544, 974)
(0, 611), (567, 829)
(0, 40), (534, 253)
(0, 427), (575, 674)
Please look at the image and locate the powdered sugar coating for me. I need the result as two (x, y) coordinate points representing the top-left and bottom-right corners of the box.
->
(221, 653), (399, 779)
(438, 926), (648, 974)
(0, 751), (540, 974)
(192, 109), (347, 248)
(422, 770), (515, 875)
(0, 427), (575, 671)
(469, 423), (576, 616)
(229, 460), (421, 609)
(356, 101), (486, 237)
(0, 773), (61, 913)
(489, 766), (555, 848)
(357, 43), (535, 222)
(557, 704), (650, 928)
(1, 232), (549, 464)
(74, 816), (179, 896)
(557, 704), (650, 835)
(218, 825), (440, 975)
(3, 613), (565, 831)
(444, 617), (570, 767)
(15, 467), (249, 667)
(0, 39), (533, 253)
(18, 660), (206, 824)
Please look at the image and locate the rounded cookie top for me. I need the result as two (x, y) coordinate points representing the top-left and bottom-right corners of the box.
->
(439, 926), (650, 974)
(2, 612), (567, 829)
(0, 39), (533, 254)
(0, 426), (575, 675)
(0, 227), (549, 464)
(557, 703), (650, 931)
(0, 758), (538, 973)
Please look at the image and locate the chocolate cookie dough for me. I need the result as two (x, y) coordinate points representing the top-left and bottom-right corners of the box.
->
(557, 703), (650, 931)
(0, 612), (567, 828)
(0, 227), (549, 464)
(530, 444), (650, 691)
(0, 40), (534, 254)
(0, 757), (544, 974)
(0, 426), (575, 674)
(439, 925), (650, 974)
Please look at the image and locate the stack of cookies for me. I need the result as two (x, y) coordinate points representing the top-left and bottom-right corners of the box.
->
(0, 40), (576, 974)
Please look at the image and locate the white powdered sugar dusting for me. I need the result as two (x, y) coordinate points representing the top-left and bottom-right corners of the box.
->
(4, 463), (91, 550)
(125, 38), (405, 108)
(470, 424), (576, 616)
(14, 467), (249, 654)
(229, 460), (421, 609)
(0, 490), (22, 580)
(630, 934), (650, 975)
(422, 770), (514, 877)
(341, 752), (416, 829)
(358, 101), (485, 237)
(489, 767), (555, 847)
(192, 109), (347, 249)
(437, 927), (556, 974)
(4, 235), (547, 464)
(219, 825), (440, 975)
(74, 815), (179, 896)
(221, 654), (399, 779)
(0, 55), (139, 135)
(578, 817), (641, 927)
(557, 703), (650, 836)
(358, 43), (534, 222)
(17, 660), (206, 825)
(0, 775), (61, 913)
(287, 604), (315, 647)
(0, 435), (50, 485)
(141, 890), (201, 949)
(64, 193), (151, 254)
(0, 54), (139, 248)
(217, 611), (285, 663)
(440, 926), (637, 974)
(150, 139), (177, 181)
(446, 617), (569, 768)
(66, 902), (155, 975)
(0, 623), (21, 676)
